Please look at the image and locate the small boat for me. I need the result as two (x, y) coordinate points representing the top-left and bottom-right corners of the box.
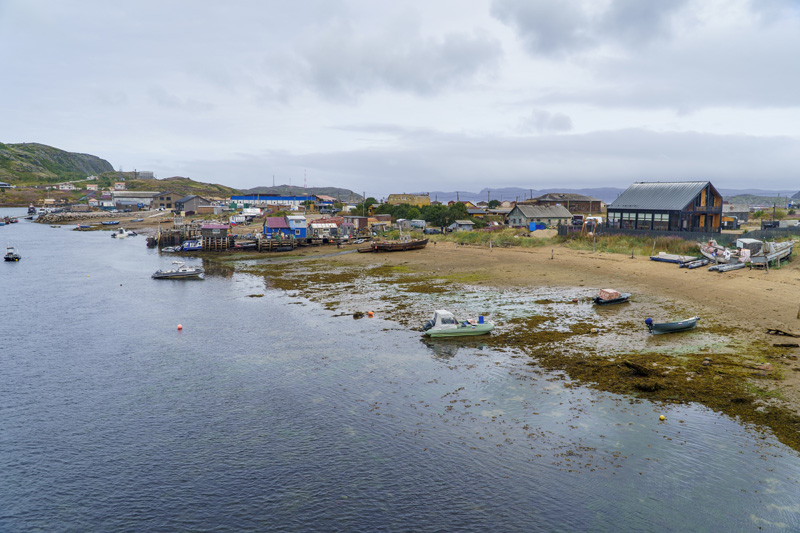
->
(101, 220), (120, 226)
(681, 259), (710, 269)
(708, 262), (746, 273)
(27, 205), (36, 215)
(698, 240), (737, 263)
(161, 246), (179, 253)
(4, 246), (21, 261)
(593, 289), (631, 305)
(130, 218), (144, 222)
(111, 228), (137, 238)
(649, 252), (700, 264)
(421, 310), (495, 337)
(645, 316), (699, 334)
(76, 225), (91, 230)
(181, 239), (202, 251)
(50, 225), (61, 228)
(152, 261), (204, 279)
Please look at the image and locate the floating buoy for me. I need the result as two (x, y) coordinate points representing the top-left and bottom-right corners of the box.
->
(659, 415), (665, 421)
(368, 311), (374, 318)
(591, 327), (600, 333)
(177, 324), (183, 330)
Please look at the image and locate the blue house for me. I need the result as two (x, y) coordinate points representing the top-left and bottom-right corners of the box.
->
(286, 216), (307, 238)
(263, 217), (293, 238)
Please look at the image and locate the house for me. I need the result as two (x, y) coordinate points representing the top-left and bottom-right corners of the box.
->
(58, 182), (77, 190)
(450, 220), (476, 231)
(231, 195), (313, 210)
(309, 217), (341, 238)
(154, 192), (175, 210)
(86, 184), (98, 191)
(342, 215), (370, 232)
(527, 193), (604, 214)
(263, 217), (293, 238)
(606, 181), (722, 233)
(387, 193), (431, 207)
(0, 181), (11, 188)
(508, 205), (573, 228)
(286, 215), (307, 238)
(88, 198), (99, 208)
(200, 224), (230, 238)
(114, 182), (126, 191)
(722, 203), (750, 223)
(175, 195), (209, 214)
(467, 208), (487, 218)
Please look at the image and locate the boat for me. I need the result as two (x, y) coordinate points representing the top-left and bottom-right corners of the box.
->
(360, 237), (429, 253)
(593, 288), (631, 305)
(698, 239), (737, 263)
(182, 239), (202, 251)
(681, 258), (710, 269)
(76, 225), (91, 230)
(130, 218), (144, 222)
(4, 246), (21, 261)
(101, 220), (120, 226)
(111, 228), (137, 238)
(27, 204), (36, 215)
(421, 310), (495, 337)
(161, 246), (179, 252)
(649, 252), (700, 264)
(709, 262), (746, 273)
(758, 240), (794, 264)
(50, 225), (61, 228)
(645, 316), (699, 334)
(151, 261), (204, 279)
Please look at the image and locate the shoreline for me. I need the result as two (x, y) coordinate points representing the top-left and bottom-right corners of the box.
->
(233, 242), (800, 452)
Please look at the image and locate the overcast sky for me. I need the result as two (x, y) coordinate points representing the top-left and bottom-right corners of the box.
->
(2, 0), (799, 196)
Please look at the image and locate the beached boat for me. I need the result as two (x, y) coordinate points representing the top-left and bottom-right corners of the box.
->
(698, 240), (737, 263)
(101, 220), (120, 226)
(421, 310), (494, 337)
(161, 246), (180, 253)
(645, 316), (699, 334)
(649, 252), (699, 264)
(759, 240), (794, 264)
(4, 246), (21, 262)
(360, 237), (428, 253)
(131, 218), (144, 222)
(593, 288), (631, 305)
(709, 262), (746, 273)
(680, 258), (710, 269)
(152, 261), (204, 279)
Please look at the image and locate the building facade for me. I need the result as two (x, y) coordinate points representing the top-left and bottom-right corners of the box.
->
(606, 181), (722, 233)
(508, 204), (573, 227)
(386, 194), (431, 207)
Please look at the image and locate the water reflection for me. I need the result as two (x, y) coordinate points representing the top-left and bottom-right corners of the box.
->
(421, 337), (490, 360)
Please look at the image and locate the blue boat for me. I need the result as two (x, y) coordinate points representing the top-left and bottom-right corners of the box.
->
(182, 239), (202, 251)
(645, 316), (699, 334)
(101, 221), (120, 226)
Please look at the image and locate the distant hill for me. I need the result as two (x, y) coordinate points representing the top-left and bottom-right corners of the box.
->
(119, 175), (241, 199)
(0, 142), (114, 184)
(426, 187), (625, 204)
(240, 185), (363, 202)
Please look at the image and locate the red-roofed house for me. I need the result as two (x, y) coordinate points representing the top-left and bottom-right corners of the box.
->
(263, 216), (293, 238)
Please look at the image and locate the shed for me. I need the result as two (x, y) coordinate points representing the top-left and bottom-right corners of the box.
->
(263, 216), (293, 238)
(450, 220), (475, 231)
(200, 224), (230, 238)
(175, 195), (210, 214)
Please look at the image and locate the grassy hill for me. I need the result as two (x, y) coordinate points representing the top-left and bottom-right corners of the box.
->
(241, 185), (363, 202)
(0, 142), (114, 184)
(118, 175), (240, 199)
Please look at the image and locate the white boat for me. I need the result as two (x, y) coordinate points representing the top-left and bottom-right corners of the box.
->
(152, 261), (204, 279)
(111, 228), (137, 239)
(421, 310), (495, 337)
(4, 246), (21, 262)
(698, 240), (737, 263)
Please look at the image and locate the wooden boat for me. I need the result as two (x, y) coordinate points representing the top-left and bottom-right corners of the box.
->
(4, 246), (21, 262)
(649, 252), (699, 264)
(645, 316), (699, 334)
(152, 261), (204, 279)
(421, 310), (494, 337)
(593, 288), (631, 305)
(698, 240), (737, 263)
(360, 238), (428, 253)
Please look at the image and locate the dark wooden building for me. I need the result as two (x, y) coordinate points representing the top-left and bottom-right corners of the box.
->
(524, 193), (604, 214)
(606, 181), (722, 233)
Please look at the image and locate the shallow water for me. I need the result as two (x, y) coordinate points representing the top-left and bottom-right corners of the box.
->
(2, 209), (799, 531)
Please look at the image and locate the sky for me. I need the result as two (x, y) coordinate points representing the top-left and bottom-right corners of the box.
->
(2, 0), (800, 197)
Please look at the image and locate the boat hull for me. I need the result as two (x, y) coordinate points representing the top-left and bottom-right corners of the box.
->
(647, 316), (699, 334)
(593, 293), (631, 305)
(425, 323), (495, 337)
(361, 239), (429, 253)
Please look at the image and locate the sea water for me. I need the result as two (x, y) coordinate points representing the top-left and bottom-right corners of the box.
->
(1, 209), (799, 532)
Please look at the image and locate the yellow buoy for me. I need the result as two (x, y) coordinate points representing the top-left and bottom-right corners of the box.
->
(659, 415), (665, 421)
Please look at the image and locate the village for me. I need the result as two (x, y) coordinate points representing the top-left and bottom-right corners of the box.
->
(21, 178), (800, 253)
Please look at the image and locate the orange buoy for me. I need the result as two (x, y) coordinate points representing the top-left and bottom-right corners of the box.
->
(177, 324), (183, 330)
(368, 311), (374, 318)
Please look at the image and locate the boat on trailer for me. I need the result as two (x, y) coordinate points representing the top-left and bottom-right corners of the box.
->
(645, 316), (699, 334)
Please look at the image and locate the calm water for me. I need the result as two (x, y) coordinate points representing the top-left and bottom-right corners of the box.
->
(2, 209), (799, 532)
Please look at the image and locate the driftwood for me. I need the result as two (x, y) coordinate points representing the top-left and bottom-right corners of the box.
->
(622, 360), (652, 377)
(766, 328), (800, 338)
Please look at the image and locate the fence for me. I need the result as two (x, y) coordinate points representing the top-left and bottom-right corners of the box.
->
(558, 225), (800, 246)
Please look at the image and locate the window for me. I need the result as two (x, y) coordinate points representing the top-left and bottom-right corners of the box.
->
(636, 213), (652, 230)
(621, 212), (635, 229)
(653, 213), (669, 231)
(295, 230), (301, 236)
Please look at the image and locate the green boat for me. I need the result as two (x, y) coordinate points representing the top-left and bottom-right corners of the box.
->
(421, 310), (495, 338)
(645, 316), (699, 334)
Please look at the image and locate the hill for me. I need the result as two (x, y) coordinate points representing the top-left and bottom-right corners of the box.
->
(0, 142), (114, 184)
(116, 175), (240, 199)
(240, 185), (363, 202)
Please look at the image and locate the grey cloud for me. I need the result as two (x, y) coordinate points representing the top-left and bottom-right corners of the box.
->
(173, 128), (800, 195)
(278, 19), (502, 101)
(491, 0), (687, 56)
(516, 110), (573, 133)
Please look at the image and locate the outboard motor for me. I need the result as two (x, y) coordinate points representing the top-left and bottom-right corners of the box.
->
(421, 319), (435, 332)
(645, 317), (654, 334)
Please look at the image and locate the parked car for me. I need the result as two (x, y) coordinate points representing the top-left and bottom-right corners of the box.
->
(423, 228), (443, 234)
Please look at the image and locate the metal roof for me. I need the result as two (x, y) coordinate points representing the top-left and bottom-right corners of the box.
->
(264, 217), (290, 229)
(608, 181), (711, 210)
(513, 205), (573, 218)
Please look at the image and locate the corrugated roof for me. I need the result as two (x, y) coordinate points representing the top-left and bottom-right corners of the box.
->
(534, 193), (601, 202)
(608, 181), (711, 210)
(264, 217), (290, 229)
(513, 205), (573, 218)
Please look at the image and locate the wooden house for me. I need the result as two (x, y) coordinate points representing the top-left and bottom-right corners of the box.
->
(508, 204), (572, 228)
(528, 193), (604, 214)
(200, 224), (230, 238)
(263, 217), (293, 238)
(606, 181), (722, 233)
(175, 195), (209, 214)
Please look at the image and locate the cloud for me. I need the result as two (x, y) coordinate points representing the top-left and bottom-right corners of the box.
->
(516, 110), (573, 133)
(264, 16), (503, 101)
